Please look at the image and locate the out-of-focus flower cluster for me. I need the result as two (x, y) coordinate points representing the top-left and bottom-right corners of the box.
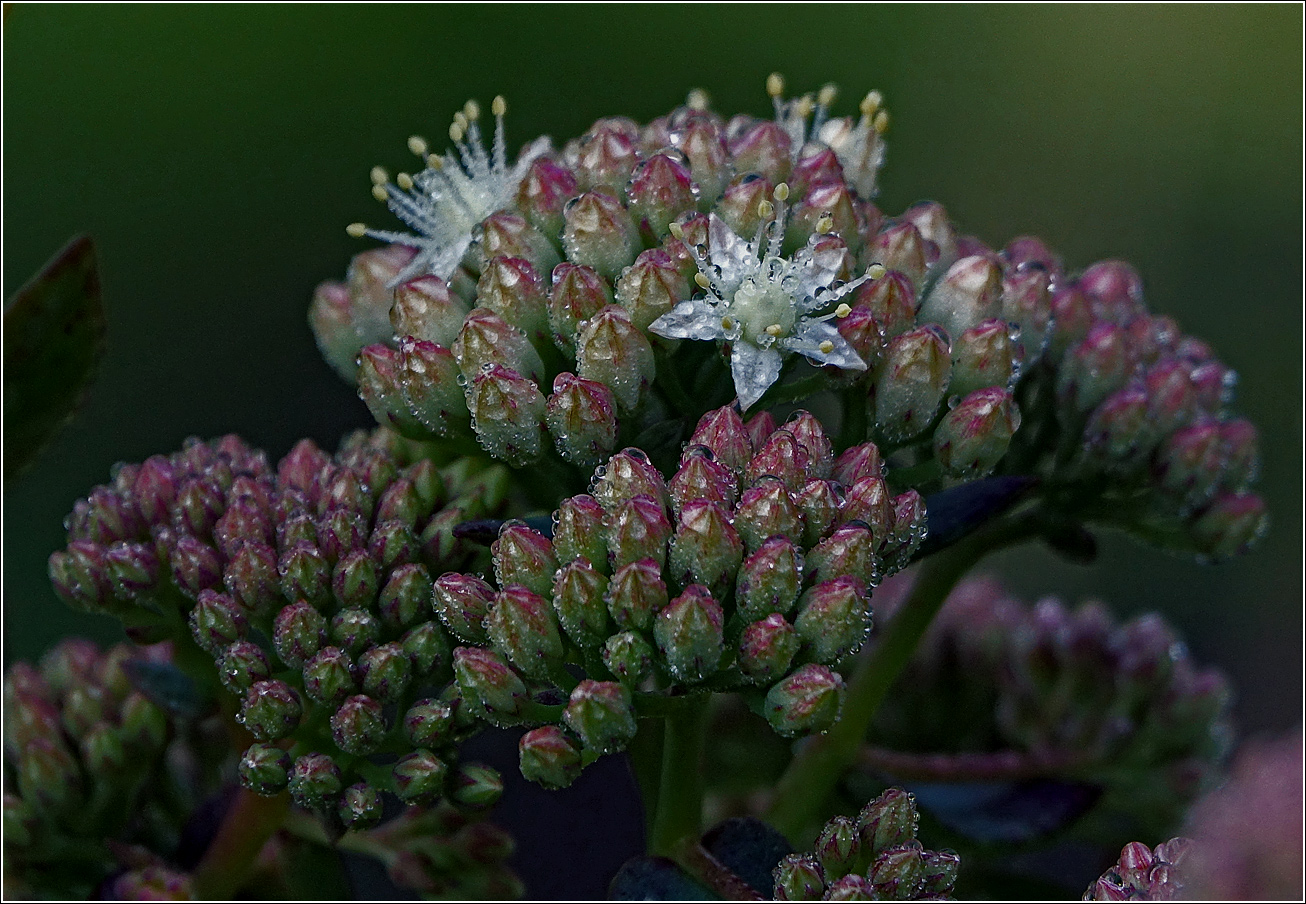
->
(1083, 838), (1191, 901)
(773, 789), (959, 901)
(866, 576), (1231, 839)
(47, 430), (517, 832)
(3, 640), (220, 899)
(442, 404), (926, 787)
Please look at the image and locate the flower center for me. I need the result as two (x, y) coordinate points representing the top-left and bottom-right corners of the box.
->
(730, 276), (797, 345)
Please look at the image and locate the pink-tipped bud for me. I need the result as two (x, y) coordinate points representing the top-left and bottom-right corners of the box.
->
(607, 494), (673, 570)
(546, 373), (619, 472)
(687, 405), (753, 474)
(605, 558), (668, 632)
(795, 576), (872, 665)
(934, 387), (1019, 478)
(868, 222), (935, 288)
(654, 585), (724, 684)
(519, 725), (584, 789)
(765, 663), (845, 737)
(575, 305), (657, 412)
(628, 153), (697, 241)
(738, 613), (799, 684)
(331, 694), (387, 756)
(391, 276), (469, 348)
(453, 308), (545, 382)
(727, 119), (793, 183)
(717, 173), (775, 240)
(668, 500), (744, 594)
(901, 202), (958, 267)
(806, 523), (878, 588)
(734, 478), (805, 552)
(477, 256), (550, 347)
(486, 585), (564, 680)
(433, 573), (495, 644)
(238, 679), (303, 741)
(670, 446), (738, 517)
(493, 521), (558, 599)
(1079, 260), (1145, 323)
(548, 263), (613, 356)
(573, 126), (639, 191)
(516, 157), (578, 241)
(746, 429), (813, 493)
(916, 255), (1003, 339)
(453, 646), (530, 725)
(1058, 323), (1138, 412)
(875, 325), (952, 443)
(465, 364), (547, 466)
(615, 248), (690, 332)
(301, 647), (357, 708)
(1190, 492), (1267, 560)
(1001, 267), (1054, 364)
(592, 447), (668, 512)
(553, 559), (611, 648)
(476, 211), (560, 276)
(736, 536), (803, 621)
(951, 319), (1018, 398)
(563, 680), (637, 754)
(553, 494), (609, 574)
(562, 190), (641, 280)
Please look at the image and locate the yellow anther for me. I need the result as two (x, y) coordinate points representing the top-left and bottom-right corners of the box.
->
(818, 84), (838, 107)
(873, 110), (890, 134)
(396, 172), (414, 191)
(819, 340), (835, 354)
(721, 316), (735, 330)
(453, 111), (469, 131)
(694, 272), (711, 289)
(766, 324), (784, 337)
(427, 154), (444, 170)
(463, 99), (481, 121)
(668, 221), (684, 240)
(796, 95), (814, 118)
(868, 263), (887, 279)
(774, 183), (790, 202)
(860, 91), (883, 118)
(449, 122), (465, 143)
(686, 88), (709, 111)
(815, 215), (834, 235)
(492, 95), (507, 117)
(757, 199), (775, 219)
(346, 223), (368, 238)
(371, 184), (389, 202)
(407, 135), (429, 157)
(766, 72), (785, 98)
(370, 166), (389, 185)
(835, 303), (852, 318)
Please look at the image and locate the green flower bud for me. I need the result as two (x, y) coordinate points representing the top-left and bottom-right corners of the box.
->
(605, 558), (669, 632)
(545, 373), (619, 473)
(1058, 323), (1137, 412)
(795, 479), (842, 548)
(686, 405), (753, 474)
(377, 564), (433, 632)
(391, 275), (469, 347)
(238, 679), (303, 740)
(273, 600), (327, 668)
(4, 793), (38, 850)
(607, 495), (673, 570)
(628, 155), (697, 243)
(738, 613), (799, 684)
(476, 256), (550, 348)
(875, 325), (952, 443)
(240, 742), (292, 795)
(80, 723), (127, 777)
(1190, 492), (1267, 561)
(224, 542), (279, 616)
(118, 691), (168, 751)
(773, 853), (826, 902)
(402, 620), (451, 679)
(553, 559), (611, 648)
(18, 737), (82, 817)
(478, 210), (561, 275)
(486, 585), (565, 679)
(669, 446), (738, 518)
(869, 223), (934, 288)
(339, 781), (384, 831)
(332, 548), (380, 610)
(765, 664), (845, 737)
(850, 271), (916, 341)
(795, 577), (872, 665)
(288, 752), (343, 809)
(453, 646), (529, 725)
(816, 815), (863, 879)
(858, 788), (918, 854)
(603, 631), (656, 685)
(103, 541), (160, 600)
(48, 542), (110, 612)
(615, 247), (689, 331)
(492, 521), (558, 599)
(654, 585), (724, 684)
(728, 119), (792, 184)
(736, 536), (803, 621)
(466, 364), (548, 467)
(668, 500), (743, 594)
(824, 874), (874, 900)
(302, 646), (357, 707)
(368, 519), (417, 571)
(950, 318), (1017, 398)
(393, 749), (449, 806)
(562, 189), (641, 280)
(921, 848), (961, 896)
(519, 725), (584, 789)
(553, 494), (609, 574)
(806, 523), (878, 587)
(433, 573), (495, 645)
(358, 642), (412, 703)
(575, 306), (657, 412)
(563, 680), (637, 754)
(517, 157), (578, 244)
(592, 448), (669, 513)
(548, 262), (612, 355)
(404, 698), (457, 749)
(573, 125), (638, 191)
(917, 255), (1003, 339)
(867, 840), (926, 898)
(450, 763), (504, 810)
(358, 344), (429, 439)
(398, 338), (471, 439)
(718, 173), (775, 241)
(219, 640), (272, 694)
(331, 694), (387, 756)
(169, 535), (223, 599)
(745, 429), (811, 493)
(734, 478), (805, 552)
(331, 607), (382, 655)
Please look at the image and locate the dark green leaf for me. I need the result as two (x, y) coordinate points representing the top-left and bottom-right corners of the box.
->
(3, 235), (105, 479)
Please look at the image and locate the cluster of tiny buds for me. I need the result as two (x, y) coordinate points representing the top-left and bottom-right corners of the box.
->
(1084, 838), (1191, 901)
(869, 576), (1231, 831)
(772, 788), (959, 901)
(439, 404), (927, 788)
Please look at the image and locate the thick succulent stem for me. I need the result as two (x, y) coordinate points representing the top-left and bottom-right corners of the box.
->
(648, 694), (711, 858)
(765, 511), (1041, 842)
(191, 789), (291, 899)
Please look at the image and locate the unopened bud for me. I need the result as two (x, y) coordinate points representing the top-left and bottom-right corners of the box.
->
(453, 646), (529, 724)
(339, 781), (383, 831)
(546, 373), (619, 472)
(477, 211), (560, 275)
(517, 157), (579, 240)
(654, 585), (724, 684)
(399, 338), (471, 439)
(933, 387), (1019, 478)
(553, 494), (609, 573)
(239, 742), (292, 795)
(189, 590), (247, 656)
(736, 536), (803, 620)
(562, 189), (641, 280)
(477, 256), (550, 346)
(773, 853), (826, 901)
(603, 630), (656, 685)
(493, 522), (558, 599)
(575, 305), (657, 412)
(289, 752), (343, 809)
(553, 559), (611, 648)
(605, 558), (669, 632)
(795, 576), (872, 665)
(548, 262), (613, 355)
(765, 663), (845, 737)
(487, 585), (565, 679)
(687, 405), (753, 474)
(519, 725), (583, 789)
(607, 495), (673, 570)
(331, 607), (381, 655)
(728, 120), (793, 183)
(454, 308), (545, 381)
(391, 275), (468, 346)
(1190, 492), (1267, 560)
(875, 325), (951, 442)
(867, 841), (925, 898)
(357, 641), (412, 702)
(806, 523), (877, 587)
(668, 500), (743, 593)
(628, 154), (697, 241)
(816, 815), (862, 878)
(738, 613), (799, 684)
(238, 679), (303, 740)
(219, 640), (272, 694)
(670, 446), (738, 517)
(951, 319), (1017, 398)
(868, 222), (934, 287)
(451, 762), (504, 810)
(466, 363), (547, 466)
(858, 788), (918, 854)
(331, 694), (387, 756)
(563, 680), (637, 753)
(358, 345), (429, 439)
(593, 447), (668, 512)
(302, 647), (357, 707)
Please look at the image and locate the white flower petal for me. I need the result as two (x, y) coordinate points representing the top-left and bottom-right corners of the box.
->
(649, 298), (725, 341)
(708, 213), (757, 291)
(783, 319), (868, 371)
(730, 341), (784, 411)
(794, 244), (846, 309)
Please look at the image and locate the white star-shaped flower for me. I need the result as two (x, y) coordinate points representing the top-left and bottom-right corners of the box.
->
(348, 97), (550, 286)
(767, 73), (890, 199)
(649, 187), (873, 411)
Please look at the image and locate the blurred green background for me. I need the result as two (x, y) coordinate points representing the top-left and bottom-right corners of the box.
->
(4, 5), (1301, 744)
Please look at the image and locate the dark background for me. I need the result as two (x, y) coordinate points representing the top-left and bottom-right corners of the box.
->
(4, 0), (1301, 864)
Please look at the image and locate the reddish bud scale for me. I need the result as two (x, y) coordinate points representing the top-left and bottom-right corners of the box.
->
(669, 446), (738, 517)
(545, 373), (619, 472)
(736, 536), (804, 621)
(607, 494), (673, 570)
(454, 308), (545, 382)
(548, 263), (612, 356)
(605, 558), (669, 632)
(686, 405), (753, 474)
(486, 585), (565, 679)
(654, 585), (724, 684)
(628, 153), (697, 241)
(517, 157), (578, 240)
(738, 613), (800, 684)
(746, 430), (812, 492)
(563, 680), (637, 754)
(794, 577), (872, 665)
(765, 663), (845, 737)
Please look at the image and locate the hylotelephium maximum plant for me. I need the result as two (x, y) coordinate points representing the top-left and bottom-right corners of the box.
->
(13, 73), (1279, 900)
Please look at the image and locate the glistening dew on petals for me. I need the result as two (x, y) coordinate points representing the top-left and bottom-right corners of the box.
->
(648, 183), (873, 411)
(347, 97), (551, 286)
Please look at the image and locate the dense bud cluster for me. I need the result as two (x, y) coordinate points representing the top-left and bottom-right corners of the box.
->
(3, 640), (220, 898)
(772, 789), (959, 900)
(868, 577), (1232, 838)
(1084, 838), (1190, 901)
(439, 403), (926, 786)
(316, 78), (1265, 565)
(48, 429), (515, 830)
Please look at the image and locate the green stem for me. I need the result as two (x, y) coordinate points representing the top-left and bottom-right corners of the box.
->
(765, 511), (1042, 842)
(648, 694), (710, 858)
(627, 717), (666, 839)
(191, 789), (291, 899)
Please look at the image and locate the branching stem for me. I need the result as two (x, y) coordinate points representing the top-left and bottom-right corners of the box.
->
(648, 694), (710, 858)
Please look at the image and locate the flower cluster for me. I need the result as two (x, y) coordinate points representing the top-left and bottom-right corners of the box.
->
(866, 576), (1231, 840)
(1084, 838), (1191, 901)
(440, 403), (926, 788)
(47, 429), (517, 831)
(772, 789), (959, 901)
(3, 640), (212, 899)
